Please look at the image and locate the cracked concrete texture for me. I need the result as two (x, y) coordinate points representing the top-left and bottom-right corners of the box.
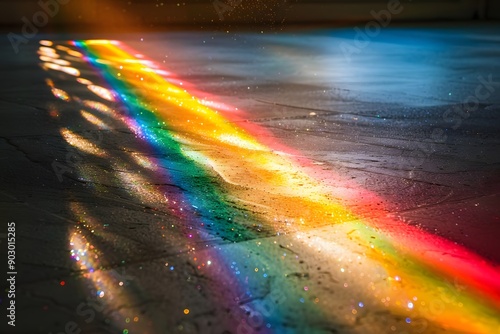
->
(0, 23), (499, 334)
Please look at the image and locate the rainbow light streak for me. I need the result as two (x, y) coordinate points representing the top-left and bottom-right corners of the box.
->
(40, 41), (259, 332)
(68, 40), (500, 333)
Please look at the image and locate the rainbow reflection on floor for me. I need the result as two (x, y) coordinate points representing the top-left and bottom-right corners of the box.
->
(39, 39), (500, 333)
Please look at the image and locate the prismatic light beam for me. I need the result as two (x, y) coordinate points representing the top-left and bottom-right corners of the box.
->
(43, 39), (500, 333)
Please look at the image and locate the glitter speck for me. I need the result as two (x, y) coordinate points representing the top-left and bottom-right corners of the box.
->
(408, 302), (414, 309)
(184, 308), (190, 315)
(406, 318), (411, 323)
(358, 302), (364, 308)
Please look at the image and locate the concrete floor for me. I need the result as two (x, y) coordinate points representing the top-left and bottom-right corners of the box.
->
(0, 23), (499, 333)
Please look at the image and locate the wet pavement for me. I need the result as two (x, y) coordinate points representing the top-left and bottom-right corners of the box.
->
(0, 23), (500, 334)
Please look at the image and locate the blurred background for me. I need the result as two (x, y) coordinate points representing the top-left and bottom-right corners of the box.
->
(0, 0), (498, 30)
